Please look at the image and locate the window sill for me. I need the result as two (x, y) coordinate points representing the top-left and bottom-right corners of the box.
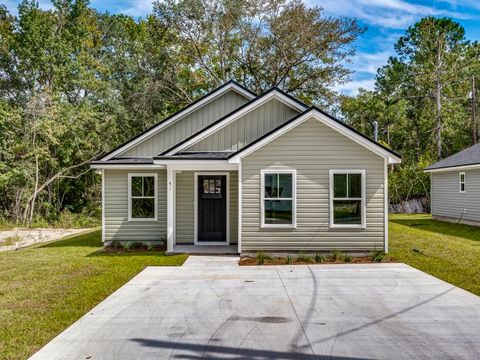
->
(261, 224), (296, 229)
(128, 218), (158, 222)
(329, 224), (366, 230)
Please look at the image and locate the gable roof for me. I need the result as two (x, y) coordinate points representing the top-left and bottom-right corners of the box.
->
(424, 143), (480, 172)
(227, 107), (401, 164)
(159, 87), (308, 156)
(97, 80), (256, 161)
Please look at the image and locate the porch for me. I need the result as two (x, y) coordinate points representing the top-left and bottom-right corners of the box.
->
(165, 160), (240, 254)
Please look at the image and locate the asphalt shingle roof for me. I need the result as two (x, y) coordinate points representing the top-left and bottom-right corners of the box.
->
(425, 143), (480, 170)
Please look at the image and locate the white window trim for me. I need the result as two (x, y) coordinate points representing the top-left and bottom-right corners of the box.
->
(329, 169), (366, 229)
(260, 169), (297, 229)
(128, 173), (158, 221)
(459, 171), (466, 193)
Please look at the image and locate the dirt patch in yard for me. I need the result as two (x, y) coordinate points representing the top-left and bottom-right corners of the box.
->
(0, 228), (94, 251)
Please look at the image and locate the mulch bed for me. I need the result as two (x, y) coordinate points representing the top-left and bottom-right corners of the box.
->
(239, 256), (394, 266)
(99, 244), (166, 254)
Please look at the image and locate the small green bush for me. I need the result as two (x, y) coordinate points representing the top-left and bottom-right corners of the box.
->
(125, 242), (144, 250)
(343, 254), (352, 263)
(285, 255), (292, 264)
(297, 251), (314, 263)
(110, 240), (124, 249)
(256, 252), (271, 265)
(330, 250), (342, 261)
(314, 251), (325, 263)
(371, 250), (385, 263)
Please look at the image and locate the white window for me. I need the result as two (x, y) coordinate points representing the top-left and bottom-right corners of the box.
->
(128, 173), (157, 221)
(329, 170), (366, 228)
(260, 169), (296, 228)
(459, 172), (466, 193)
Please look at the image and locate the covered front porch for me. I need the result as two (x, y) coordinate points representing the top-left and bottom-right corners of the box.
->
(162, 158), (240, 255)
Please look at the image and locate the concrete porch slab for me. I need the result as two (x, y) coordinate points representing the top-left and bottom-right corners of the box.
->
(168, 244), (238, 255)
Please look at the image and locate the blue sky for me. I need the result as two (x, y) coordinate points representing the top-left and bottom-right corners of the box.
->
(4, 0), (480, 95)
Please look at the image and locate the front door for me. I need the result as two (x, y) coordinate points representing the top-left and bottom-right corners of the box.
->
(197, 175), (227, 243)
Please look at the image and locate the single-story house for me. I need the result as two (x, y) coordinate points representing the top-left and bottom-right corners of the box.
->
(90, 81), (401, 254)
(425, 143), (480, 226)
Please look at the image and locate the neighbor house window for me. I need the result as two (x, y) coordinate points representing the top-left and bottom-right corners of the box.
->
(459, 172), (466, 193)
(329, 170), (365, 228)
(128, 173), (157, 221)
(261, 169), (296, 227)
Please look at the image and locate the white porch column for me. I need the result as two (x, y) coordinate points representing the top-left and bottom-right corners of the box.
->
(167, 166), (175, 253)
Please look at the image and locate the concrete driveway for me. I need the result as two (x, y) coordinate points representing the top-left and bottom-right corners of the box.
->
(30, 257), (480, 360)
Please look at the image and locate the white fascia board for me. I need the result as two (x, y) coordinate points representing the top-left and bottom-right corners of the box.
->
(99, 83), (256, 161)
(424, 163), (480, 173)
(155, 161), (238, 171)
(90, 164), (166, 170)
(164, 91), (308, 156)
(228, 110), (401, 164)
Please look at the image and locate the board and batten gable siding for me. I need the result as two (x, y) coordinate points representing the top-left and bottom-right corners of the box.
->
(431, 169), (480, 223)
(186, 98), (299, 152)
(241, 118), (385, 252)
(121, 90), (249, 157)
(104, 169), (166, 242)
(175, 171), (238, 244)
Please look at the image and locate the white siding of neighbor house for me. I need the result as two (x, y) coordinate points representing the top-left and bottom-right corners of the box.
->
(120, 90), (249, 157)
(186, 98), (299, 152)
(175, 171), (238, 244)
(104, 169), (167, 242)
(240, 118), (386, 252)
(431, 169), (480, 223)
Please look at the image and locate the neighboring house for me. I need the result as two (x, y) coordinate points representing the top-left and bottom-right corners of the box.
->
(90, 81), (401, 254)
(425, 143), (480, 226)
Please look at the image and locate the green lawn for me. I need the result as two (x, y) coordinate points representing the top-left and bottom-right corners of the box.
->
(0, 230), (187, 360)
(389, 214), (480, 296)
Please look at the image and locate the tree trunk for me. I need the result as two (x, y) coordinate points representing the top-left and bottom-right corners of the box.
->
(472, 75), (477, 145)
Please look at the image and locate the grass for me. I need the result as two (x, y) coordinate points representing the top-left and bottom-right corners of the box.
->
(389, 214), (480, 296)
(0, 230), (187, 360)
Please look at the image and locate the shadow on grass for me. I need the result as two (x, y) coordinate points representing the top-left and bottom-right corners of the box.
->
(390, 217), (480, 243)
(39, 230), (102, 248)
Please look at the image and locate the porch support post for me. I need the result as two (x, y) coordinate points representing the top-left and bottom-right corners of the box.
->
(167, 165), (175, 253)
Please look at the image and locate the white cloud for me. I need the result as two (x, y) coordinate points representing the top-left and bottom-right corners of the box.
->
(352, 50), (393, 75)
(121, 0), (153, 17)
(311, 0), (471, 29)
(334, 78), (376, 96)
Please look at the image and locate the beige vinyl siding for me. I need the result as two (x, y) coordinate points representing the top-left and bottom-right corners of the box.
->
(187, 98), (299, 152)
(175, 171), (194, 244)
(241, 118), (385, 252)
(121, 90), (249, 157)
(175, 171), (238, 244)
(431, 169), (480, 222)
(104, 169), (166, 242)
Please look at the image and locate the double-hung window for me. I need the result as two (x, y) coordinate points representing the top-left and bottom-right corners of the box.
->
(128, 173), (157, 221)
(459, 172), (466, 193)
(261, 169), (296, 227)
(329, 170), (366, 228)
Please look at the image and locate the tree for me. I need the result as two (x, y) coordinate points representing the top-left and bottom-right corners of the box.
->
(154, 0), (364, 105)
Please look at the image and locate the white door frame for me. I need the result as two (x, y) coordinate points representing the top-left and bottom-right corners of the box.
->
(194, 172), (230, 246)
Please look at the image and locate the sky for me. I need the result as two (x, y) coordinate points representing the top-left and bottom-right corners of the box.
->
(3, 0), (480, 95)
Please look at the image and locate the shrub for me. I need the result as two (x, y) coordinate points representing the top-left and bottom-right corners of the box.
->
(125, 242), (144, 250)
(371, 250), (385, 263)
(297, 251), (314, 263)
(314, 251), (325, 263)
(343, 254), (352, 263)
(110, 240), (124, 249)
(256, 252), (271, 265)
(330, 250), (342, 261)
(285, 255), (292, 264)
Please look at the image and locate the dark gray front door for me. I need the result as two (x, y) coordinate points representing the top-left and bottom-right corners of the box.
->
(197, 175), (227, 243)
